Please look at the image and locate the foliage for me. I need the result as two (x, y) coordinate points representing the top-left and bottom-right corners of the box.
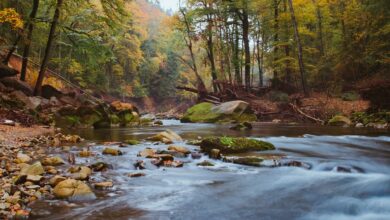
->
(0, 8), (23, 30)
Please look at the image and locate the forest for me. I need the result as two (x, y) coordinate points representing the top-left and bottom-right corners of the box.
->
(0, 0), (389, 219)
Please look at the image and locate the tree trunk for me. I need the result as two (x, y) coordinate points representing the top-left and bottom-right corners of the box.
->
(20, 0), (40, 81)
(288, 0), (308, 96)
(3, 36), (21, 65)
(242, 9), (251, 91)
(233, 19), (242, 86)
(206, 15), (218, 93)
(34, 0), (63, 96)
(312, 0), (324, 56)
(256, 38), (263, 87)
(283, 0), (292, 84)
(273, 0), (279, 80)
(179, 8), (207, 96)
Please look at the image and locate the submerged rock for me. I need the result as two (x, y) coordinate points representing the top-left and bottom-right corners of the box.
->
(94, 181), (113, 189)
(90, 162), (112, 172)
(53, 179), (95, 201)
(181, 101), (257, 123)
(125, 139), (140, 145)
(229, 122), (253, 131)
(167, 146), (190, 154)
(191, 152), (202, 159)
(197, 161), (215, 167)
(128, 172), (146, 178)
(200, 137), (275, 154)
(223, 157), (263, 167)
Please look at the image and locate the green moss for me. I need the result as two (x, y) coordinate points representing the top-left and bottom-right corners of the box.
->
(328, 115), (351, 126)
(109, 114), (120, 124)
(201, 137), (275, 153)
(341, 91), (360, 101)
(181, 102), (222, 123)
(181, 102), (257, 123)
(125, 139), (140, 145)
(351, 111), (390, 125)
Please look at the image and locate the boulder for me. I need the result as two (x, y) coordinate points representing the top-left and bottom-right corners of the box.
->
(15, 153), (31, 164)
(53, 179), (96, 201)
(41, 157), (65, 166)
(167, 146), (190, 154)
(0, 63), (18, 78)
(138, 148), (156, 157)
(209, 149), (221, 159)
(147, 129), (182, 144)
(10, 90), (36, 109)
(20, 162), (45, 175)
(102, 148), (122, 156)
(148, 154), (174, 161)
(49, 175), (66, 187)
(181, 101), (257, 123)
(41, 84), (63, 99)
(110, 101), (137, 112)
(200, 137), (275, 154)
(328, 115), (352, 127)
(0, 77), (33, 95)
(68, 166), (92, 180)
(28, 96), (44, 109)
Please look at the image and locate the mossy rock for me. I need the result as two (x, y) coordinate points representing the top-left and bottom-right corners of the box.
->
(200, 137), (275, 154)
(223, 156), (263, 167)
(181, 102), (222, 123)
(125, 139), (140, 145)
(181, 102), (257, 123)
(328, 115), (351, 126)
(118, 111), (140, 126)
(109, 114), (121, 124)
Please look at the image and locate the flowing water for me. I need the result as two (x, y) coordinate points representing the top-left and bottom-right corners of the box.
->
(31, 121), (390, 220)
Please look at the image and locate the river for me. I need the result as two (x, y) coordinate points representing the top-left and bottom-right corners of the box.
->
(31, 120), (390, 220)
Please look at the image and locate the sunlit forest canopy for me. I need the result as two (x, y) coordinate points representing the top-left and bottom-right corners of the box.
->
(0, 0), (389, 103)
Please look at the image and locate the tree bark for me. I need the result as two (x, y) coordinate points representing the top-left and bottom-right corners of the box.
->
(288, 0), (308, 95)
(20, 0), (40, 81)
(206, 14), (218, 93)
(233, 19), (242, 86)
(3, 36), (21, 65)
(273, 0), (280, 80)
(312, 0), (324, 56)
(242, 8), (251, 91)
(34, 0), (63, 96)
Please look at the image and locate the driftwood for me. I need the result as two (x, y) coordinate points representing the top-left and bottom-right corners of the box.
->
(289, 103), (324, 124)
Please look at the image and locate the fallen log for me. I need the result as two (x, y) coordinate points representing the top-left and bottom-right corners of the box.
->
(289, 103), (325, 124)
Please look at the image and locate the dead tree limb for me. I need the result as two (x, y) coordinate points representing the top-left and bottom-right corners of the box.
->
(289, 103), (324, 124)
